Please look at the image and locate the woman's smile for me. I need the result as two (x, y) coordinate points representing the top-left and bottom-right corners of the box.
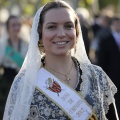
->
(52, 41), (69, 45)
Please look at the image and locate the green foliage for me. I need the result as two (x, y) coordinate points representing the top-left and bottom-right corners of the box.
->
(86, 0), (94, 5)
(23, 3), (35, 15)
(79, 0), (95, 7)
(79, 0), (118, 8)
(0, 0), (10, 8)
(99, 0), (118, 9)
(41, 0), (52, 5)
(0, 0), (119, 15)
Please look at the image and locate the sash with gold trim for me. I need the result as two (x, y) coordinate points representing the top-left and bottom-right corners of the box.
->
(5, 45), (24, 67)
(37, 68), (98, 120)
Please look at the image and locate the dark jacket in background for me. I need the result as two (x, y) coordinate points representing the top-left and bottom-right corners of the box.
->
(97, 32), (120, 118)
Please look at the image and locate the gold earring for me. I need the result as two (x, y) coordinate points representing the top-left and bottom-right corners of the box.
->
(38, 40), (44, 53)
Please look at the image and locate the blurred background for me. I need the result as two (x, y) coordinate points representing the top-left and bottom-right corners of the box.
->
(0, 0), (120, 28)
(0, 0), (120, 42)
(0, 0), (120, 119)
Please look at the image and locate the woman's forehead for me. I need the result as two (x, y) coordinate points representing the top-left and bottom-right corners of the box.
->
(43, 8), (75, 24)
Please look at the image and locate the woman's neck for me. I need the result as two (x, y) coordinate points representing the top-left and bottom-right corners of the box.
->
(45, 54), (73, 73)
(9, 37), (20, 51)
(9, 34), (20, 42)
(44, 54), (78, 88)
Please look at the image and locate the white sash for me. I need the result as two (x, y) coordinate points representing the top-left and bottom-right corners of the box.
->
(37, 68), (93, 120)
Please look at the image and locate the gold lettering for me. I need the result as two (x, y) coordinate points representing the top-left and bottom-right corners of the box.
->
(68, 99), (74, 104)
(69, 100), (83, 114)
(61, 93), (70, 101)
(76, 108), (84, 117)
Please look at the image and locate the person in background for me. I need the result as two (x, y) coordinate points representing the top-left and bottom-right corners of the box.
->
(97, 17), (120, 118)
(0, 15), (28, 119)
(90, 15), (111, 64)
(91, 14), (102, 37)
(3, 1), (119, 120)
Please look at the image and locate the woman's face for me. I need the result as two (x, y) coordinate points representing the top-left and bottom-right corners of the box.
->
(8, 18), (21, 38)
(42, 8), (76, 56)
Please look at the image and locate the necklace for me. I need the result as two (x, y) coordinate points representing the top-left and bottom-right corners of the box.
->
(45, 61), (73, 84)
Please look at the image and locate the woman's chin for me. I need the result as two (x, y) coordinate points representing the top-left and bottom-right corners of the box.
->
(53, 51), (71, 56)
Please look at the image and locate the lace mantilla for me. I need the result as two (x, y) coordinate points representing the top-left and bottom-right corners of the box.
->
(79, 63), (117, 120)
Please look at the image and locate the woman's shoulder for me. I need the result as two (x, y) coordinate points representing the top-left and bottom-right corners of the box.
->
(80, 62), (110, 82)
(79, 61), (103, 74)
(79, 61), (116, 86)
(81, 62), (117, 93)
(73, 57), (104, 77)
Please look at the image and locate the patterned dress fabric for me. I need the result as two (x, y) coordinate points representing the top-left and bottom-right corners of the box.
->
(27, 58), (117, 120)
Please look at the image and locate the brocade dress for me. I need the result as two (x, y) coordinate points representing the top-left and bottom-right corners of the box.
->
(27, 58), (117, 120)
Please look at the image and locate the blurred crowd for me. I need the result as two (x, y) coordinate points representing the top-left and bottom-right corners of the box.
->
(0, 9), (120, 119)
(78, 13), (120, 118)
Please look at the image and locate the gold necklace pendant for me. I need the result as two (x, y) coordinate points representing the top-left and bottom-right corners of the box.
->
(45, 61), (73, 84)
(65, 74), (70, 83)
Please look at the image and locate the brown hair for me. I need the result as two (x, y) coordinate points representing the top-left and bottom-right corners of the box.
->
(37, 0), (80, 40)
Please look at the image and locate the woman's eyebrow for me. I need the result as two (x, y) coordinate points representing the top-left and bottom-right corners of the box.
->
(46, 22), (57, 25)
(46, 21), (74, 25)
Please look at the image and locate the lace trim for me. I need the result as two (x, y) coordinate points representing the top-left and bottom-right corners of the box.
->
(78, 63), (117, 120)
(3, 70), (26, 120)
(79, 63), (91, 98)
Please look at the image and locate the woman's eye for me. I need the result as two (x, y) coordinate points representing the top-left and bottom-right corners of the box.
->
(47, 26), (56, 29)
(65, 24), (74, 29)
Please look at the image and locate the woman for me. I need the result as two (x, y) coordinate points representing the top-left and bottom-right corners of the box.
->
(3, 1), (118, 120)
(0, 15), (28, 119)
(0, 15), (28, 80)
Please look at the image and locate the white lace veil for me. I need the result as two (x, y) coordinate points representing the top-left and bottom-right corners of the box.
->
(3, 1), (91, 120)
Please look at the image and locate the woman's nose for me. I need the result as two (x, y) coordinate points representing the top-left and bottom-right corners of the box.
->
(57, 27), (66, 38)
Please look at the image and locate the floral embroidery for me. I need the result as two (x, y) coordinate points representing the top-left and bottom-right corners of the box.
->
(28, 89), (70, 120)
(27, 58), (117, 120)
